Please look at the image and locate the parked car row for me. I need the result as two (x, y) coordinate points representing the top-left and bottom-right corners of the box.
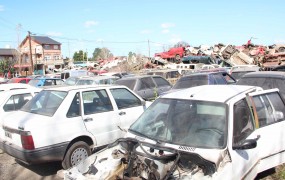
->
(1, 68), (285, 180)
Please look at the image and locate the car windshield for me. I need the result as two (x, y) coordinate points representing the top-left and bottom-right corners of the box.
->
(21, 90), (67, 116)
(64, 77), (78, 85)
(172, 75), (208, 89)
(28, 79), (41, 86)
(129, 98), (227, 149)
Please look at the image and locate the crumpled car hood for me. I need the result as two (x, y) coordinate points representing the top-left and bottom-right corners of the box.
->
(64, 133), (229, 180)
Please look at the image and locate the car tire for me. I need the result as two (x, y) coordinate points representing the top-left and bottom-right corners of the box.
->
(62, 141), (91, 169)
(175, 54), (181, 60)
(279, 47), (285, 52)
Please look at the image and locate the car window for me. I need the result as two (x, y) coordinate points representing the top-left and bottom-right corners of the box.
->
(110, 88), (142, 109)
(43, 80), (53, 86)
(19, 79), (27, 84)
(82, 89), (113, 115)
(252, 92), (285, 127)
(233, 98), (254, 145)
(140, 77), (155, 89)
(77, 79), (93, 85)
(153, 77), (170, 87)
(21, 90), (67, 116)
(55, 79), (64, 85)
(3, 93), (32, 112)
(66, 93), (80, 118)
(115, 79), (136, 90)
(172, 75), (208, 89)
(212, 74), (225, 84)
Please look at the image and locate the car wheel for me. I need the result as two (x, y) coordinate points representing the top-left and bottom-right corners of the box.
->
(62, 141), (91, 169)
(279, 47), (285, 52)
(175, 54), (181, 60)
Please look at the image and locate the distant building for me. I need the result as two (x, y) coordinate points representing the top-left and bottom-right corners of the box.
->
(15, 36), (63, 75)
(0, 48), (20, 62)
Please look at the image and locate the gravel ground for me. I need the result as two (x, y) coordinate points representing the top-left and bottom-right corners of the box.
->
(0, 149), (64, 180)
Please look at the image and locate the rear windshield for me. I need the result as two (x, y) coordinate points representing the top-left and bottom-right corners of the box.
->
(237, 77), (285, 99)
(231, 71), (253, 81)
(21, 90), (67, 116)
(115, 79), (136, 90)
(173, 75), (208, 89)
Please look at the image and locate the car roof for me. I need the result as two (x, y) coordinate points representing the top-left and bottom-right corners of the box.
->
(231, 66), (261, 72)
(42, 84), (124, 92)
(0, 87), (41, 96)
(116, 74), (163, 80)
(242, 71), (285, 78)
(0, 83), (34, 91)
(161, 85), (260, 103)
(78, 76), (119, 80)
(182, 71), (223, 77)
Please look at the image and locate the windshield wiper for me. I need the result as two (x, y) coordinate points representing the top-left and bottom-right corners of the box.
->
(128, 129), (163, 144)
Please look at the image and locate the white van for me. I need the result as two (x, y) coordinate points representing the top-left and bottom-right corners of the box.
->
(60, 70), (92, 81)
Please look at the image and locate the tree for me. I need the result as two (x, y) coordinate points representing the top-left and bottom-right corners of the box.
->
(128, 51), (136, 60)
(173, 41), (190, 48)
(73, 50), (87, 62)
(92, 47), (113, 61)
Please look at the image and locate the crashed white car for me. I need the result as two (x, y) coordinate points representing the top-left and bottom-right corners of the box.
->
(64, 85), (285, 179)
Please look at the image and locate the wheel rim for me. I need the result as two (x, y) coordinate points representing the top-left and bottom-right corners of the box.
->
(70, 147), (89, 166)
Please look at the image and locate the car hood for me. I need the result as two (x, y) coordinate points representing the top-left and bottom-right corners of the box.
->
(64, 132), (229, 179)
(2, 110), (53, 131)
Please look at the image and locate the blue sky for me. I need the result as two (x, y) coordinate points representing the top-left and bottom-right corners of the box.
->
(0, 0), (284, 58)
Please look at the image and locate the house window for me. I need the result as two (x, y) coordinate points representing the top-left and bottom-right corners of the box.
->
(54, 45), (59, 50)
(44, 56), (51, 60)
(54, 55), (60, 60)
(44, 45), (50, 50)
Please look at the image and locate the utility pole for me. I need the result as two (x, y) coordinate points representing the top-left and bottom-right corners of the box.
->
(148, 40), (150, 58)
(16, 24), (22, 76)
(28, 31), (34, 74)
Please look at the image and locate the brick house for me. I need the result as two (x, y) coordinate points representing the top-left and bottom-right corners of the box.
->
(16, 36), (63, 75)
(0, 48), (20, 77)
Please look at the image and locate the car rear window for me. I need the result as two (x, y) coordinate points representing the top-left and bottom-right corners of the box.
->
(21, 90), (67, 116)
(172, 75), (208, 89)
(115, 79), (136, 90)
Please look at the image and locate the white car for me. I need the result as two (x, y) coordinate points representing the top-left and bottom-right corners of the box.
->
(0, 83), (38, 92)
(0, 85), (150, 169)
(64, 85), (285, 179)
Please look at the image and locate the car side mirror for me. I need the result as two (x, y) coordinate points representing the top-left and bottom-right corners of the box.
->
(233, 139), (257, 150)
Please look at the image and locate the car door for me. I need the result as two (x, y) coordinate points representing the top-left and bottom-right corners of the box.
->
(81, 88), (121, 145)
(248, 89), (285, 172)
(229, 98), (260, 179)
(109, 87), (146, 131)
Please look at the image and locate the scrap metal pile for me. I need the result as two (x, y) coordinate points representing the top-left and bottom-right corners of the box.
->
(150, 42), (285, 69)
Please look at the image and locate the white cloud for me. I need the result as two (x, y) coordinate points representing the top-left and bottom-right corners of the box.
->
(84, 21), (99, 28)
(46, 31), (62, 37)
(162, 29), (170, 34)
(0, 5), (4, 11)
(161, 23), (175, 29)
(140, 30), (151, 34)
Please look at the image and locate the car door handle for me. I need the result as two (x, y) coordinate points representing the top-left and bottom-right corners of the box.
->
(119, 111), (126, 115)
(84, 117), (93, 122)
